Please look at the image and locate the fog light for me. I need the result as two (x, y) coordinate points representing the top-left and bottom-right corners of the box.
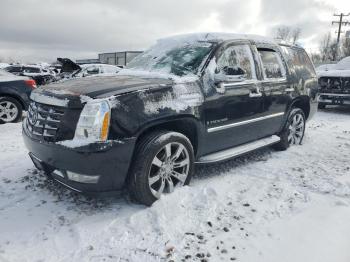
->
(66, 171), (100, 184)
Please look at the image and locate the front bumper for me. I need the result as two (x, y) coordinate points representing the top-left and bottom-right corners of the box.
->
(23, 125), (136, 194)
(319, 93), (350, 106)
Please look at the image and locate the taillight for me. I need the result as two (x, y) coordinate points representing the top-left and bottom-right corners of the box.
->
(25, 79), (37, 89)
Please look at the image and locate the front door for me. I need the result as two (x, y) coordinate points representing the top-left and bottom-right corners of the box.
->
(202, 42), (266, 154)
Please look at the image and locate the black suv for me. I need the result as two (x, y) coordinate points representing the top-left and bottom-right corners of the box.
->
(22, 33), (318, 205)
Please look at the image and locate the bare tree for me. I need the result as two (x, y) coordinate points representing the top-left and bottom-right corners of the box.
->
(291, 27), (302, 44)
(275, 26), (291, 41)
(319, 32), (333, 61)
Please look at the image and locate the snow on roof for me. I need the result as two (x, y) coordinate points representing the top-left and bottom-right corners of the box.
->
(0, 63), (9, 69)
(0, 69), (28, 81)
(157, 32), (277, 45)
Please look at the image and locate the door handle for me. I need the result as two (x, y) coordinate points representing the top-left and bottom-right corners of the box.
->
(285, 88), (294, 92)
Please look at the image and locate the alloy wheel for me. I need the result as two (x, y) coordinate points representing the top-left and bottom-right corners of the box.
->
(0, 101), (18, 122)
(148, 142), (190, 198)
(288, 113), (305, 145)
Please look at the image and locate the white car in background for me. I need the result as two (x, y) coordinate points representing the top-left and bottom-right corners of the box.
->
(74, 63), (121, 77)
(317, 56), (350, 109)
(315, 63), (335, 73)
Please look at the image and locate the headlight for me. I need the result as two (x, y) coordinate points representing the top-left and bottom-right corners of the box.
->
(74, 100), (111, 141)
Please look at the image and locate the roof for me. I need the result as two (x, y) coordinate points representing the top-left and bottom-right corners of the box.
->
(158, 32), (277, 45)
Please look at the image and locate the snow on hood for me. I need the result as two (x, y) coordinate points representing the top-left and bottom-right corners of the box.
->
(157, 32), (276, 45)
(334, 56), (350, 70)
(317, 69), (350, 77)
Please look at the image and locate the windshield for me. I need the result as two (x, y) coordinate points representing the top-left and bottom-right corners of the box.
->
(127, 41), (214, 76)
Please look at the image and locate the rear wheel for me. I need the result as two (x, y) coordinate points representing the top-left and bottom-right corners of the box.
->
(0, 97), (23, 123)
(273, 108), (306, 151)
(128, 131), (194, 206)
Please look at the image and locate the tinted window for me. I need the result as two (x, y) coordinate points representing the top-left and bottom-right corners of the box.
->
(258, 50), (285, 79)
(23, 67), (40, 73)
(216, 44), (255, 79)
(280, 46), (316, 78)
(6, 66), (22, 73)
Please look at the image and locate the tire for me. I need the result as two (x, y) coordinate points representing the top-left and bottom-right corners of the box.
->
(318, 103), (326, 109)
(273, 108), (306, 151)
(128, 131), (194, 206)
(0, 96), (23, 123)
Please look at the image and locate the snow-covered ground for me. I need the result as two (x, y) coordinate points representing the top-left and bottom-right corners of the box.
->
(1, 108), (350, 262)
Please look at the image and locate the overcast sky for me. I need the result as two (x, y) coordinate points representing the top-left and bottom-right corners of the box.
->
(0, 0), (349, 63)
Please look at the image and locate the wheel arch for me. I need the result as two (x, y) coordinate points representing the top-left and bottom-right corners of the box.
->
(290, 96), (310, 120)
(134, 116), (201, 156)
(0, 92), (26, 110)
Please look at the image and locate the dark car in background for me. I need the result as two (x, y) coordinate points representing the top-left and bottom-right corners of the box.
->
(4, 65), (55, 86)
(23, 33), (318, 205)
(0, 69), (36, 123)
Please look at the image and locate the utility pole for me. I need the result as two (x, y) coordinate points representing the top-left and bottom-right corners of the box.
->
(332, 13), (350, 60)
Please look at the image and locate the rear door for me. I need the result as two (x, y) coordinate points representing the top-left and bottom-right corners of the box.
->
(256, 46), (290, 134)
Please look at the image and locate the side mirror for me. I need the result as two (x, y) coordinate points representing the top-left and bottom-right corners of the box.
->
(213, 66), (246, 94)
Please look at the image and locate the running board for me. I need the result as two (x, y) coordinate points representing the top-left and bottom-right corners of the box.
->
(196, 135), (280, 164)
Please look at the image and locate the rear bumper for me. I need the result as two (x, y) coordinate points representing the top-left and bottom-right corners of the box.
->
(319, 93), (350, 106)
(23, 124), (136, 194)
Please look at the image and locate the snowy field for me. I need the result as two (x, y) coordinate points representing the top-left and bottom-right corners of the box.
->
(1, 108), (350, 262)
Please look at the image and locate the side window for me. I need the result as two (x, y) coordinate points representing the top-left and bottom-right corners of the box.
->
(258, 49), (286, 79)
(280, 46), (316, 78)
(216, 44), (256, 80)
(85, 66), (99, 75)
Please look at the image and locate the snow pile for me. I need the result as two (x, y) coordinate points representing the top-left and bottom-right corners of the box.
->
(1, 109), (350, 261)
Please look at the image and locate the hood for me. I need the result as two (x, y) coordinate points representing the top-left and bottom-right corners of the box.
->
(36, 75), (174, 100)
(317, 69), (350, 78)
(57, 58), (81, 73)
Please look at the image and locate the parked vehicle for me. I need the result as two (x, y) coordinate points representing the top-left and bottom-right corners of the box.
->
(22, 33), (318, 205)
(317, 56), (350, 109)
(0, 69), (36, 123)
(4, 65), (55, 85)
(315, 64), (335, 73)
(57, 58), (121, 80)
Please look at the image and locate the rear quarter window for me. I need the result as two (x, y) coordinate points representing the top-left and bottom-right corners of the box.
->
(280, 46), (316, 79)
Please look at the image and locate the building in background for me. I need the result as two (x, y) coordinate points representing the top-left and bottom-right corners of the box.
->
(98, 51), (142, 66)
(76, 51), (142, 66)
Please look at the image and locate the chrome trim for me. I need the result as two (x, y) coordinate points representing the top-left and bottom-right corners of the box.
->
(207, 112), (284, 133)
(319, 93), (350, 97)
(196, 135), (280, 163)
(30, 92), (68, 107)
(54, 179), (83, 193)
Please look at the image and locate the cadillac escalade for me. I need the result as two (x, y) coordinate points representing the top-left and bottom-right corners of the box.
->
(22, 33), (318, 205)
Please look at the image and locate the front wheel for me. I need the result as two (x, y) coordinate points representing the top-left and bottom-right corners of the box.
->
(0, 97), (23, 123)
(273, 108), (306, 151)
(128, 131), (194, 206)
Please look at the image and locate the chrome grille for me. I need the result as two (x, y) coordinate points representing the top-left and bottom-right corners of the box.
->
(319, 77), (350, 93)
(26, 101), (65, 141)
